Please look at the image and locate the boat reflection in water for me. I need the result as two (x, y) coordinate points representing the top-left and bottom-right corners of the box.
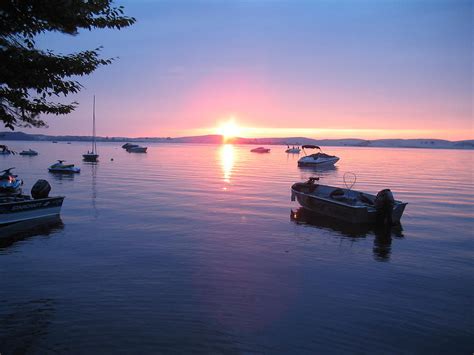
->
(298, 164), (338, 181)
(48, 171), (76, 182)
(290, 207), (404, 261)
(0, 216), (64, 248)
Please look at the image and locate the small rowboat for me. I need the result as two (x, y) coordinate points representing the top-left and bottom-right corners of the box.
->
(291, 177), (407, 224)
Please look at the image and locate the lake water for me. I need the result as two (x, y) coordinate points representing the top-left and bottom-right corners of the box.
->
(0, 141), (472, 354)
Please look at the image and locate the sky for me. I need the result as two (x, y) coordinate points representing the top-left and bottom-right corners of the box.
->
(29, 0), (473, 140)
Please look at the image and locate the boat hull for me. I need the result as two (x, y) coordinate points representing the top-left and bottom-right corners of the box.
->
(298, 156), (340, 167)
(292, 187), (407, 224)
(83, 154), (99, 162)
(0, 196), (65, 226)
(127, 147), (147, 153)
(48, 166), (80, 173)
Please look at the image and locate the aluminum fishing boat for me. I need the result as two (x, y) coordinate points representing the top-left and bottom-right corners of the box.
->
(48, 160), (81, 173)
(291, 177), (407, 224)
(0, 179), (64, 226)
(297, 145), (339, 167)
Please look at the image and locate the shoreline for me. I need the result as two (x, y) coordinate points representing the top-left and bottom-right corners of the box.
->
(1, 138), (473, 151)
(1, 131), (473, 150)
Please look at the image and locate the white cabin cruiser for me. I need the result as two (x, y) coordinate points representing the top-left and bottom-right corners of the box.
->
(291, 177), (407, 225)
(19, 149), (38, 156)
(298, 145), (339, 167)
(48, 160), (81, 174)
(0, 179), (64, 226)
(0, 168), (23, 197)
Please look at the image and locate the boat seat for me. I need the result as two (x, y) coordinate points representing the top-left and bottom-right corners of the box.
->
(329, 188), (345, 198)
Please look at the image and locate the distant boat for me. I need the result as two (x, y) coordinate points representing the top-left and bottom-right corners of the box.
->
(297, 145), (339, 167)
(285, 145), (301, 154)
(0, 144), (15, 155)
(0, 168), (23, 197)
(19, 149), (38, 156)
(126, 145), (147, 153)
(52, 141), (58, 143)
(122, 143), (135, 149)
(251, 147), (270, 153)
(83, 96), (99, 162)
(48, 160), (80, 174)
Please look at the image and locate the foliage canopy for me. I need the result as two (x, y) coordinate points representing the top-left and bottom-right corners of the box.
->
(0, 0), (135, 129)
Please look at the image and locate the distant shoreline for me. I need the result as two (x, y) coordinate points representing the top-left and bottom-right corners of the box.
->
(1, 131), (473, 150)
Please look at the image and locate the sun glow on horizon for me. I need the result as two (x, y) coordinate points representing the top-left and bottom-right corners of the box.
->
(194, 126), (472, 141)
(216, 118), (242, 142)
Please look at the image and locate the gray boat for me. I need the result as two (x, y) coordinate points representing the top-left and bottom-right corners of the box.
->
(0, 180), (64, 226)
(291, 177), (407, 224)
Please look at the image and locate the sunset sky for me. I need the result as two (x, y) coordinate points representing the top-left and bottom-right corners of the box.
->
(30, 0), (472, 140)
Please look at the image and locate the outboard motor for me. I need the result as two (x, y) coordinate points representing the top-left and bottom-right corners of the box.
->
(31, 179), (51, 199)
(374, 189), (395, 225)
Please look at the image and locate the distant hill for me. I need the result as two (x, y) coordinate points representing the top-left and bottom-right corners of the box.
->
(0, 131), (472, 150)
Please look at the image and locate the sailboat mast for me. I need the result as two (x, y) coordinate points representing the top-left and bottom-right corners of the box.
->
(93, 95), (97, 153)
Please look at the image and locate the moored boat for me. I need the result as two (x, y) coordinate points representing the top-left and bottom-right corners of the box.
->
(126, 145), (147, 153)
(83, 95), (99, 162)
(251, 147), (271, 153)
(291, 177), (407, 224)
(0, 168), (23, 197)
(83, 152), (99, 162)
(48, 160), (81, 173)
(285, 146), (301, 154)
(298, 145), (339, 166)
(19, 149), (38, 156)
(122, 143), (136, 149)
(0, 179), (64, 226)
(0, 144), (15, 155)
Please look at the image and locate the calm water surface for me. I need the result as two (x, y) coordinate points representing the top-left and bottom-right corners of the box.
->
(0, 142), (473, 354)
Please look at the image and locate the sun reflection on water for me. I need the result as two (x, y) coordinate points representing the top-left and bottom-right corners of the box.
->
(219, 144), (235, 186)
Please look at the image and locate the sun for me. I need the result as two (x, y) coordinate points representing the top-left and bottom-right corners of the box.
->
(217, 118), (241, 142)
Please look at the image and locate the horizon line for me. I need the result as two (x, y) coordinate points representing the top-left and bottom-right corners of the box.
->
(1, 131), (473, 142)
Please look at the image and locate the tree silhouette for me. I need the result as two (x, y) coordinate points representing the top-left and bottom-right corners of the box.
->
(0, 0), (135, 129)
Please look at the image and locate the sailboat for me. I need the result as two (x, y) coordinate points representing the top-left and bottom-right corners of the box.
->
(83, 95), (99, 162)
